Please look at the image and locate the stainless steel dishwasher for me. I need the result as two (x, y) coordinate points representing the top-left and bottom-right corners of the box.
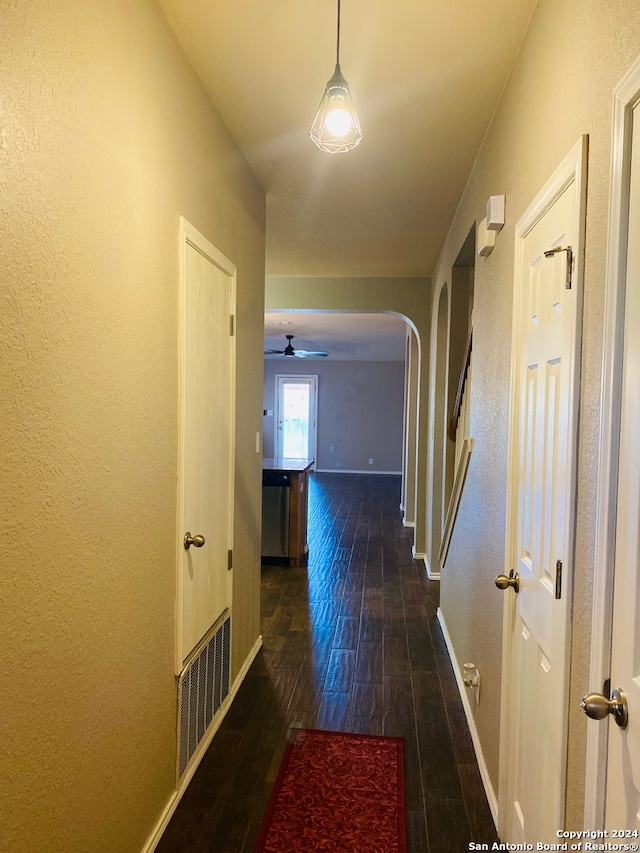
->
(261, 469), (290, 560)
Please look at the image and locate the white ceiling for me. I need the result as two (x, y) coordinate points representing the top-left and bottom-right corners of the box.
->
(265, 311), (407, 360)
(157, 0), (536, 358)
(158, 0), (536, 277)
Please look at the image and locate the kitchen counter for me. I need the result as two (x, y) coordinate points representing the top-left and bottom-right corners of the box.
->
(262, 458), (314, 473)
(261, 458), (314, 567)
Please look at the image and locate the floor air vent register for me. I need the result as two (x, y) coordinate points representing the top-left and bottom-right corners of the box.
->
(177, 613), (231, 780)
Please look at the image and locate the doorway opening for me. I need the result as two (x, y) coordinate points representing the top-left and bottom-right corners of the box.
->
(427, 225), (475, 577)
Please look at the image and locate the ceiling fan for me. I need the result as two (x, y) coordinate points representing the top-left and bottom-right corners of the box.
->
(264, 334), (329, 359)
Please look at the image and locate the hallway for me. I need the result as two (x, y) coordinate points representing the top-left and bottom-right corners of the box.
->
(156, 474), (497, 852)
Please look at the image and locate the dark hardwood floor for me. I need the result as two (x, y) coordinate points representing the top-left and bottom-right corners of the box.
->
(156, 473), (498, 852)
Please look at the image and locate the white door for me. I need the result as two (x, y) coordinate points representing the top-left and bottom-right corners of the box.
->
(176, 219), (235, 671)
(501, 140), (586, 843)
(599, 100), (640, 830)
(275, 375), (317, 460)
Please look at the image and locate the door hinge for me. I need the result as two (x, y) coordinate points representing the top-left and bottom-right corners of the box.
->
(544, 245), (573, 289)
(227, 549), (233, 570)
(555, 559), (563, 600)
(230, 314), (236, 336)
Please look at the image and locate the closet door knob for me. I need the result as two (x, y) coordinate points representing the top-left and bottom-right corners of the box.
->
(580, 688), (628, 729)
(495, 570), (520, 593)
(184, 532), (206, 551)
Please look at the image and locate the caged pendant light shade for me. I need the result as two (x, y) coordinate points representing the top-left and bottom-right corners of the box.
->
(309, 0), (363, 154)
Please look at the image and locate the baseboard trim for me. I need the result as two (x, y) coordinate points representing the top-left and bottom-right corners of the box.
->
(416, 549), (439, 580)
(402, 518), (415, 528)
(142, 634), (264, 853)
(436, 608), (499, 829)
(315, 468), (402, 475)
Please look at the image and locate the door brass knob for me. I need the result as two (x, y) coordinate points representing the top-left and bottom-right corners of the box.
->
(184, 532), (206, 551)
(580, 688), (628, 729)
(495, 570), (520, 593)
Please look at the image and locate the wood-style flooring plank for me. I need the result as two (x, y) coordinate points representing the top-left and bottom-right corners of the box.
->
(324, 647), (357, 693)
(383, 673), (415, 737)
(354, 640), (383, 684)
(350, 682), (383, 734)
(384, 634), (412, 676)
(406, 810), (429, 853)
(457, 762), (500, 843)
(317, 690), (352, 730)
(425, 796), (474, 853)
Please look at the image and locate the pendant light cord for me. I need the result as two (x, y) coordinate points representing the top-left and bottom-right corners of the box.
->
(308, 0), (363, 151)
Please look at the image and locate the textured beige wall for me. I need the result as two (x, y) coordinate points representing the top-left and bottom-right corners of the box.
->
(434, 0), (640, 827)
(0, 2), (265, 851)
(266, 276), (432, 556)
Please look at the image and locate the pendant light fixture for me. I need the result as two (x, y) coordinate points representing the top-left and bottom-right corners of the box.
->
(309, 0), (363, 154)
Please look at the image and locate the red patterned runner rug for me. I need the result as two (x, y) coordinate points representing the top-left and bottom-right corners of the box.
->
(253, 729), (407, 852)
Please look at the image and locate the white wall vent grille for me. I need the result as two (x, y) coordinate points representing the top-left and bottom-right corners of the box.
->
(177, 613), (231, 780)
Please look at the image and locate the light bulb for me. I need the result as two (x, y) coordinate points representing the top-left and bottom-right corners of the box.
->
(309, 65), (362, 153)
(325, 107), (352, 138)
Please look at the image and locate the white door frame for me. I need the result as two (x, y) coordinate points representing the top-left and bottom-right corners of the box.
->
(426, 280), (450, 581)
(584, 55), (640, 827)
(175, 217), (236, 673)
(274, 374), (318, 461)
(498, 137), (588, 838)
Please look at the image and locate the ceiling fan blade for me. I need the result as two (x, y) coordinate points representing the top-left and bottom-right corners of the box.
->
(264, 335), (329, 359)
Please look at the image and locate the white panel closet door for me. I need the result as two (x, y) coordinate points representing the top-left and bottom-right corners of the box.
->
(502, 140), (585, 843)
(177, 222), (235, 670)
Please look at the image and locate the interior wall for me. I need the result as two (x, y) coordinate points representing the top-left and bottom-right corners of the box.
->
(432, 0), (640, 826)
(266, 276), (431, 558)
(0, 2), (265, 851)
(263, 360), (405, 473)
